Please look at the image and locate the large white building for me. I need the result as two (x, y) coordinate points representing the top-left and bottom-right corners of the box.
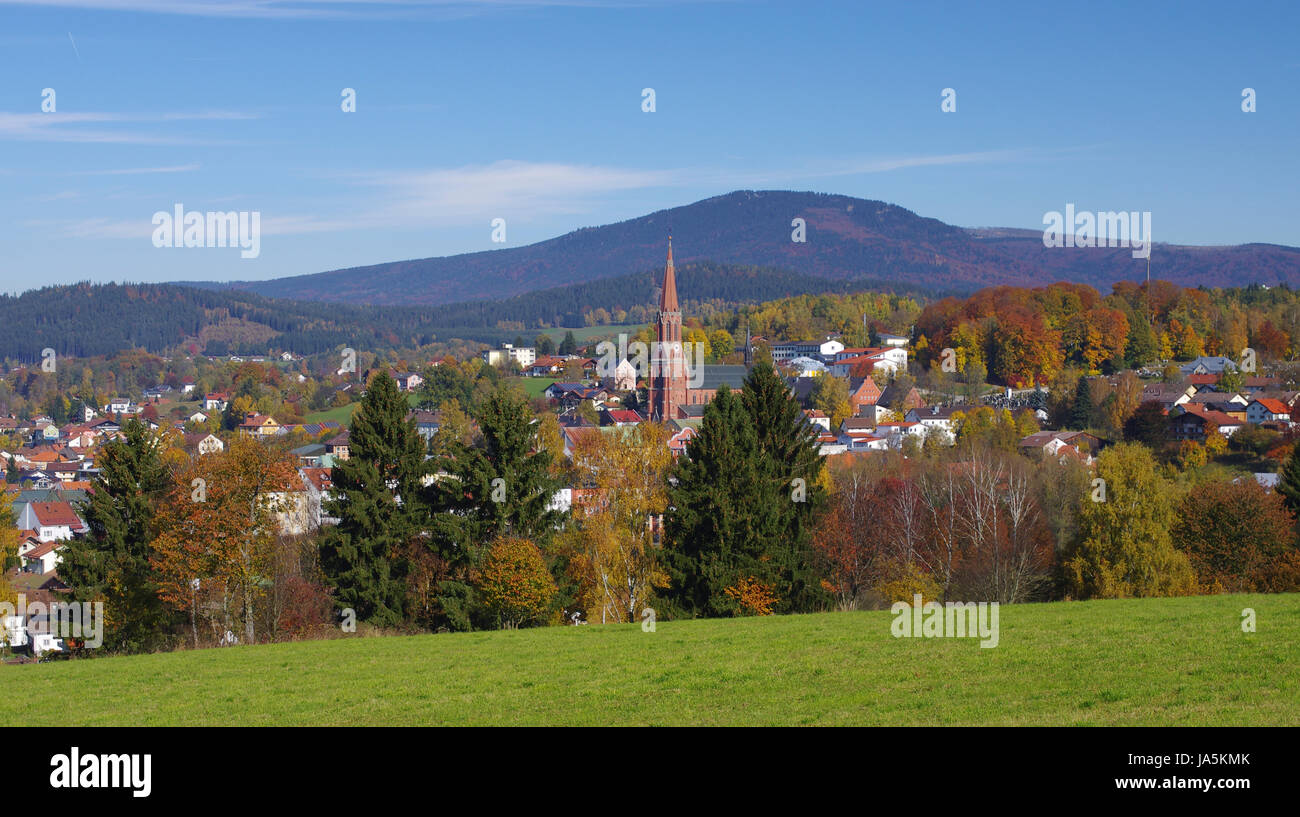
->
(771, 338), (845, 363)
(481, 343), (536, 368)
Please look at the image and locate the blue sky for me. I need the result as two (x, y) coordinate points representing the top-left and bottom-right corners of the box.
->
(1, 0), (1297, 294)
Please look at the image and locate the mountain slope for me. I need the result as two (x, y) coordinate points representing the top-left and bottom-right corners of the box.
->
(190, 190), (1300, 306)
(2, 262), (926, 360)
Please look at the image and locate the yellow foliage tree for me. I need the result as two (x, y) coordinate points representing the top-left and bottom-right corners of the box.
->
(560, 422), (673, 623)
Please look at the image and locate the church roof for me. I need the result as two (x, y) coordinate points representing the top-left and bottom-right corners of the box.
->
(697, 365), (748, 390)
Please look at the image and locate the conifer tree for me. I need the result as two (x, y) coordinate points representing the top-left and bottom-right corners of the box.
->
(1277, 444), (1300, 515)
(662, 386), (773, 617)
(319, 372), (428, 627)
(740, 362), (829, 611)
(1068, 376), (1094, 430)
(60, 418), (174, 652)
(424, 388), (562, 629)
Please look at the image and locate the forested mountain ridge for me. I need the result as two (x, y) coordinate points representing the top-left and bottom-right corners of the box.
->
(0, 262), (933, 361)
(184, 190), (1300, 306)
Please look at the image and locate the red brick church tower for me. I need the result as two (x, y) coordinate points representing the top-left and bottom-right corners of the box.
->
(649, 236), (687, 422)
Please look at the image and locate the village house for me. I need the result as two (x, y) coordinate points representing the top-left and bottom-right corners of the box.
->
(1246, 398), (1292, 425)
(14, 500), (87, 544)
(874, 421), (926, 449)
(324, 431), (350, 461)
(238, 414), (283, 437)
(802, 409), (831, 432)
(389, 371), (424, 392)
(1180, 356), (1238, 376)
(1170, 408), (1244, 440)
(904, 405), (965, 443)
(1019, 431), (1102, 463)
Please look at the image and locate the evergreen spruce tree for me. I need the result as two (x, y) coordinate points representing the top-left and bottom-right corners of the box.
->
(319, 372), (428, 627)
(740, 362), (830, 611)
(424, 388), (561, 629)
(60, 418), (174, 652)
(662, 386), (777, 617)
(1278, 445), (1300, 515)
(1068, 376), (1094, 430)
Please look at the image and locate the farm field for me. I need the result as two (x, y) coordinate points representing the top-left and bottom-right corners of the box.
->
(304, 393), (423, 425)
(3, 594), (1296, 727)
(537, 324), (646, 344)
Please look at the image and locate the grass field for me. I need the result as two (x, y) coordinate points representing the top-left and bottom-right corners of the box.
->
(517, 377), (558, 399)
(302, 402), (357, 425)
(4, 594), (1296, 726)
(304, 393), (422, 425)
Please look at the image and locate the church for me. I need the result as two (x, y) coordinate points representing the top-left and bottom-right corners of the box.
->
(647, 237), (748, 421)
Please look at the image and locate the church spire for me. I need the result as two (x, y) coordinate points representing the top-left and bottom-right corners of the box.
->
(659, 234), (679, 313)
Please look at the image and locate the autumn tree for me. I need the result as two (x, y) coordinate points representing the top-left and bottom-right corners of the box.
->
(1063, 443), (1196, 598)
(473, 536), (557, 628)
(1124, 400), (1168, 447)
(812, 373), (852, 428)
(559, 422), (672, 623)
(1172, 480), (1296, 593)
(151, 435), (296, 645)
(0, 491), (17, 610)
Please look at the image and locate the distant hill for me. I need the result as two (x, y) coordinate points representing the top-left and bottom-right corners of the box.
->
(1, 262), (929, 361)
(187, 190), (1300, 305)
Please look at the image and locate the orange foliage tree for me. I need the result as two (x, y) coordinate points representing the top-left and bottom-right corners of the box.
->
(150, 435), (296, 647)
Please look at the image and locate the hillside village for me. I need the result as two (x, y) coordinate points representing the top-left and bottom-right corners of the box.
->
(5, 258), (1300, 655)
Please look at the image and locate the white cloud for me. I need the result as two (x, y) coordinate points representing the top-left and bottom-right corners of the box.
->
(77, 164), (201, 176)
(39, 151), (1029, 241)
(0, 111), (256, 144)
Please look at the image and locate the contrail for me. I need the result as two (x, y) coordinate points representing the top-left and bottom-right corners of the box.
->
(68, 32), (80, 61)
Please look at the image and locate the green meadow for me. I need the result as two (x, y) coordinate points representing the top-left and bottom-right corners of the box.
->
(4, 594), (1296, 726)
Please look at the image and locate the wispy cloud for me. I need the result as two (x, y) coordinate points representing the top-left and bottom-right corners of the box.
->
(44, 150), (1029, 241)
(77, 164), (201, 176)
(0, 110), (257, 144)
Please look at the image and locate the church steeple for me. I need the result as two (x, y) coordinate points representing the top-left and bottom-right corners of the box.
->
(649, 234), (686, 423)
(659, 235), (679, 313)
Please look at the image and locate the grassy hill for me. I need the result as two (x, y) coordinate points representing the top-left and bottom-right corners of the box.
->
(3, 594), (1295, 726)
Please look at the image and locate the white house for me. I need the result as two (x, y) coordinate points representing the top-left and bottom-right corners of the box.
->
(803, 410), (831, 431)
(874, 421), (926, 449)
(1246, 398), (1291, 425)
(904, 405), (963, 445)
(14, 501), (85, 543)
